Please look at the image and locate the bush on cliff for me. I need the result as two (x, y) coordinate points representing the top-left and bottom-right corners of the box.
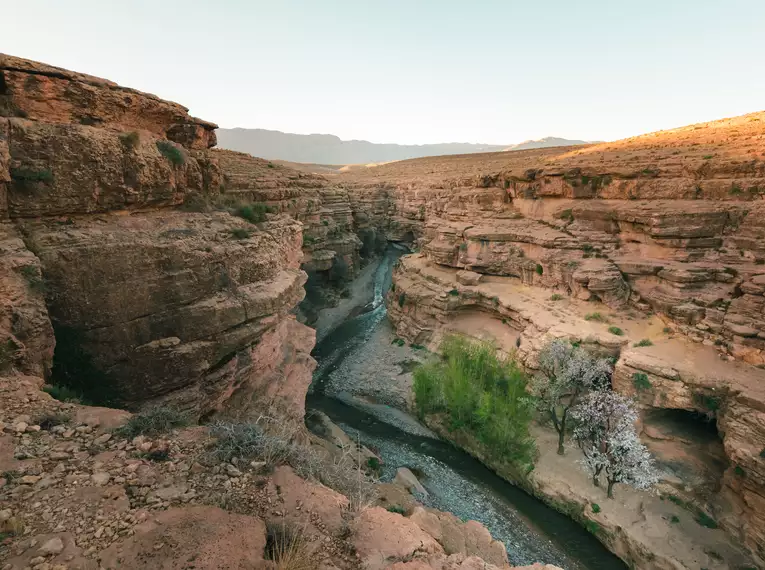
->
(117, 406), (190, 438)
(156, 140), (185, 166)
(236, 202), (273, 224)
(413, 335), (536, 472)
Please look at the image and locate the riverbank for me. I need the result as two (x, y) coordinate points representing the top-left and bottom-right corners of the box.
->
(422, 416), (752, 570)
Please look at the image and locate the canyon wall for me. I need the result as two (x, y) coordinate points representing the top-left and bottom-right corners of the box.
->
(3, 51), (765, 566)
(344, 115), (765, 565)
(0, 54), (325, 422)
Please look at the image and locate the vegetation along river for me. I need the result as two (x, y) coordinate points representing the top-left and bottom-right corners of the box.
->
(307, 247), (627, 570)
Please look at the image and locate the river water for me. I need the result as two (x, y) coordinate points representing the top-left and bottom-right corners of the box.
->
(307, 248), (627, 570)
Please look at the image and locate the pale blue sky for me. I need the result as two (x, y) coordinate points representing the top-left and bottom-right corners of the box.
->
(3, 0), (764, 144)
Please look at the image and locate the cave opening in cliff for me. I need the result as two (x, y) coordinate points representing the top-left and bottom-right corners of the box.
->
(0, 71), (7, 95)
(642, 408), (728, 496)
(48, 324), (122, 408)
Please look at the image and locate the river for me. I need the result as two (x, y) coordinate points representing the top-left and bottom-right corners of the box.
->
(307, 247), (627, 570)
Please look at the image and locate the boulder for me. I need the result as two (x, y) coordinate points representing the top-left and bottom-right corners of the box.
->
(395, 467), (429, 497)
(456, 270), (482, 286)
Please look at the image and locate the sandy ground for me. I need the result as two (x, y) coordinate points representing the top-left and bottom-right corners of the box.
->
(530, 426), (751, 570)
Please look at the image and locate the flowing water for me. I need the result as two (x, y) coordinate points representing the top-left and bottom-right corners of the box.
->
(307, 248), (627, 570)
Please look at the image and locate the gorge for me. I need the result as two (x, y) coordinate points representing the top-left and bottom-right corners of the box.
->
(2, 53), (765, 570)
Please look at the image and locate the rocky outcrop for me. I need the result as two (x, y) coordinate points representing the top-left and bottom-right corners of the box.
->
(0, 374), (537, 570)
(0, 54), (317, 421)
(1, 54), (217, 149)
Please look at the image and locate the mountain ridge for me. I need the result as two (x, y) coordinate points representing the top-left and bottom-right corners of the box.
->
(215, 127), (593, 165)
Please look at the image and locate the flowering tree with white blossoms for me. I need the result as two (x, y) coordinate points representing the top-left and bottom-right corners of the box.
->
(532, 339), (612, 455)
(571, 390), (658, 498)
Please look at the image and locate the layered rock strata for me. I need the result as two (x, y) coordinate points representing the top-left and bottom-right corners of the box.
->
(0, 54), (318, 421)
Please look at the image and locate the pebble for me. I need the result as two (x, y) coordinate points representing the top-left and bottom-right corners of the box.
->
(91, 472), (111, 486)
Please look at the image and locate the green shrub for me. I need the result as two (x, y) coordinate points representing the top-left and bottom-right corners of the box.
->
(398, 293), (406, 307)
(559, 209), (573, 221)
(550, 294), (564, 301)
(236, 203), (273, 224)
(391, 338), (405, 347)
(387, 505), (406, 515)
(116, 407), (189, 438)
(410, 344), (426, 350)
(667, 494), (685, 507)
(156, 140), (185, 166)
(670, 515), (680, 524)
(734, 465), (746, 477)
(632, 372), (651, 391)
(448, 289), (460, 296)
(760, 448), (765, 458)
(591, 503), (601, 513)
(695, 512), (718, 529)
(584, 520), (602, 535)
(535, 264), (543, 275)
(693, 393), (721, 413)
(267, 162), (275, 168)
(702, 155), (713, 160)
(584, 312), (607, 322)
(10, 166), (54, 188)
(119, 131), (140, 149)
(413, 336), (536, 472)
(366, 457), (381, 472)
(231, 228), (251, 240)
(42, 384), (84, 404)
(608, 326), (624, 336)
(633, 338), (653, 347)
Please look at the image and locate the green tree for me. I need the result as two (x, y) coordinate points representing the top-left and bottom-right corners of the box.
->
(413, 336), (536, 472)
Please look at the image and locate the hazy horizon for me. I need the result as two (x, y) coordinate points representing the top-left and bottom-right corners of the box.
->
(3, 0), (764, 146)
(219, 126), (597, 147)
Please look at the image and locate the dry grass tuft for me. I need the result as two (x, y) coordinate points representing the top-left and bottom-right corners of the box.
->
(265, 521), (313, 570)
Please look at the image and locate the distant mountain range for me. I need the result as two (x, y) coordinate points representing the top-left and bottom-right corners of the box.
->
(215, 128), (594, 165)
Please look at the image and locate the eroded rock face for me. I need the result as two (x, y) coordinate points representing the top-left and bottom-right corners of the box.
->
(1, 54), (217, 149)
(0, 223), (54, 377)
(0, 54), (316, 422)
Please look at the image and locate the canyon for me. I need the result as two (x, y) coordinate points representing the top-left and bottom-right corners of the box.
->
(2, 53), (765, 570)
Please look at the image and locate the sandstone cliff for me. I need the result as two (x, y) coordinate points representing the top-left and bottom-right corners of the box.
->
(342, 114), (765, 565)
(0, 53), (318, 422)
